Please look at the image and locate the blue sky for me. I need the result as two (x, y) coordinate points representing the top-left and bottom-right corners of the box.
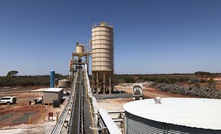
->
(0, 0), (221, 76)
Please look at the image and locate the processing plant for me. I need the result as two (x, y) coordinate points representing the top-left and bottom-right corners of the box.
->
(70, 21), (114, 94)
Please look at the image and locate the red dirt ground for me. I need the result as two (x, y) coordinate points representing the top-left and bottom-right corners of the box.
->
(0, 86), (67, 129)
(116, 86), (191, 98)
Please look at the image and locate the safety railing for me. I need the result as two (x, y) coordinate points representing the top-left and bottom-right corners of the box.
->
(84, 64), (98, 112)
(84, 64), (122, 134)
(51, 71), (79, 134)
(98, 108), (122, 134)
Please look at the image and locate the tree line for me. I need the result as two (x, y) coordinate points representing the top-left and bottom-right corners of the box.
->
(114, 71), (220, 85)
(0, 74), (67, 87)
(1, 70), (219, 88)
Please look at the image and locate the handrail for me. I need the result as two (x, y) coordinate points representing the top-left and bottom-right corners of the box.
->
(84, 64), (122, 134)
(84, 64), (99, 130)
(68, 70), (82, 134)
(98, 108), (122, 134)
(51, 70), (79, 134)
(85, 65), (99, 115)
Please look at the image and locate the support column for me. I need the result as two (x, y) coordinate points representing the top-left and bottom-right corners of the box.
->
(92, 71), (113, 94)
(96, 72), (99, 94)
(103, 73), (106, 94)
(109, 73), (112, 93)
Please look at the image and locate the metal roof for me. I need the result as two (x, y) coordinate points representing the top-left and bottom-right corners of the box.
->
(124, 98), (221, 130)
(44, 88), (63, 92)
(31, 88), (63, 92)
(31, 88), (49, 92)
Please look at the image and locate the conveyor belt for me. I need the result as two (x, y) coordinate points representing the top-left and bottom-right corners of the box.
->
(83, 84), (94, 134)
(68, 69), (94, 134)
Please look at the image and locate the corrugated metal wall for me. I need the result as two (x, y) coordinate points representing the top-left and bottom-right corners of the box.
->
(125, 112), (164, 134)
(43, 90), (63, 104)
(91, 24), (114, 72)
(125, 111), (221, 134)
(43, 92), (56, 104)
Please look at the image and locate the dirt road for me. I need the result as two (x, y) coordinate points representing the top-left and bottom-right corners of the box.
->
(115, 86), (190, 98)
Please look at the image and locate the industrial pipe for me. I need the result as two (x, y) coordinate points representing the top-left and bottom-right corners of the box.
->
(50, 70), (55, 88)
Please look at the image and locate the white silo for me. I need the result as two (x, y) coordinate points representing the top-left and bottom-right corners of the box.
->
(76, 43), (84, 54)
(91, 22), (114, 94)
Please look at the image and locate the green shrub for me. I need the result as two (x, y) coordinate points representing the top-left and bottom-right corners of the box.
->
(124, 76), (135, 83)
(207, 78), (216, 88)
(189, 77), (199, 84)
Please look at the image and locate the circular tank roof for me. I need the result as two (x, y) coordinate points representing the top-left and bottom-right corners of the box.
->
(124, 98), (221, 130)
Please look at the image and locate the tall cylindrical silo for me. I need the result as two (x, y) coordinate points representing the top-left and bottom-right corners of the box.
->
(91, 22), (114, 94)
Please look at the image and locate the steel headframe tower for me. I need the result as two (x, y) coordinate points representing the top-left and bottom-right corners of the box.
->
(91, 22), (114, 94)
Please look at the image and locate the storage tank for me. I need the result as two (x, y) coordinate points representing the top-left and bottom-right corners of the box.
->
(132, 84), (143, 100)
(91, 22), (114, 94)
(124, 98), (221, 134)
(58, 79), (69, 88)
(50, 70), (55, 88)
(76, 43), (84, 54)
